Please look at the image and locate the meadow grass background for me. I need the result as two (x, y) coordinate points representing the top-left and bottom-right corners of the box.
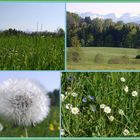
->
(0, 35), (64, 70)
(62, 72), (140, 137)
(0, 106), (60, 137)
(67, 47), (140, 70)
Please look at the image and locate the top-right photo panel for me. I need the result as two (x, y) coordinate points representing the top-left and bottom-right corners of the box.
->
(67, 3), (140, 70)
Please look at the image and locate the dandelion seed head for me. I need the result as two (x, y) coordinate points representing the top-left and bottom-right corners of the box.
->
(0, 78), (50, 127)
(123, 129), (130, 136)
(132, 91), (138, 97)
(61, 129), (65, 136)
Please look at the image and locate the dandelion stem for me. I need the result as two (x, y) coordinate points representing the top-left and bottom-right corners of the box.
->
(25, 127), (28, 137)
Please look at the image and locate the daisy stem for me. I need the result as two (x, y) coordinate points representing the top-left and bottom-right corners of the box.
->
(25, 127), (28, 137)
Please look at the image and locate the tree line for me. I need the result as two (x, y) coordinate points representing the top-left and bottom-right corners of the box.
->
(67, 12), (140, 48)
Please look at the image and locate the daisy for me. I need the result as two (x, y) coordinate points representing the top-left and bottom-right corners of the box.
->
(124, 86), (129, 93)
(100, 104), (106, 109)
(104, 106), (111, 114)
(71, 107), (79, 115)
(123, 129), (130, 136)
(132, 91), (138, 97)
(65, 104), (72, 110)
(108, 116), (114, 122)
(118, 109), (124, 115)
(120, 77), (126, 82)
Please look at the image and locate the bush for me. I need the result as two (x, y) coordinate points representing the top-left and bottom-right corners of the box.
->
(135, 55), (140, 59)
(108, 55), (129, 64)
(94, 53), (105, 64)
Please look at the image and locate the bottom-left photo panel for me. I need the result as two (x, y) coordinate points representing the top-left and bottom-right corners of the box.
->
(0, 71), (60, 137)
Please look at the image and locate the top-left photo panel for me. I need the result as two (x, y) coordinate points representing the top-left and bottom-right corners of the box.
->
(0, 2), (65, 70)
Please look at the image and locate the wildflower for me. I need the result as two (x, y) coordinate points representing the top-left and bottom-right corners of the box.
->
(123, 129), (130, 136)
(108, 116), (114, 122)
(132, 91), (138, 97)
(120, 77), (126, 82)
(124, 86), (128, 93)
(71, 107), (79, 115)
(61, 94), (65, 101)
(100, 104), (106, 109)
(65, 104), (72, 110)
(104, 106), (111, 114)
(71, 92), (78, 97)
(0, 123), (3, 132)
(67, 76), (73, 82)
(0, 78), (50, 126)
(88, 95), (95, 101)
(82, 97), (87, 103)
(118, 109), (124, 115)
(49, 124), (54, 131)
(61, 129), (65, 136)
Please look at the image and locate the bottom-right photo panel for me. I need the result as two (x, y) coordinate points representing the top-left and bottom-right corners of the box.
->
(61, 72), (140, 137)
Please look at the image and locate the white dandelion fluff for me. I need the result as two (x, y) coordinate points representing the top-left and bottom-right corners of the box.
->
(124, 86), (128, 93)
(118, 109), (124, 115)
(100, 104), (106, 109)
(104, 106), (111, 114)
(123, 129), (130, 136)
(0, 78), (50, 127)
(71, 107), (79, 115)
(120, 77), (126, 82)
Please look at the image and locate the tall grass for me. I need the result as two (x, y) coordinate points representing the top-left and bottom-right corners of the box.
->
(61, 72), (140, 137)
(0, 35), (64, 70)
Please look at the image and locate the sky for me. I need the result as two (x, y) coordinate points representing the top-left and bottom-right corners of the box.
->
(67, 3), (140, 17)
(0, 2), (65, 32)
(0, 71), (60, 92)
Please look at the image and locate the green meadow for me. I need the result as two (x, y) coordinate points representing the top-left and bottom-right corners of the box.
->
(0, 35), (64, 70)
(67, 47), (140, 70)
(61, 72), (140, 137)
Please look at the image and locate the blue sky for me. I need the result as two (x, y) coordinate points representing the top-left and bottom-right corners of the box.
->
(0, 71), (60, 92)
(67, 3), (140, 17)
(0, 2), (65, 32)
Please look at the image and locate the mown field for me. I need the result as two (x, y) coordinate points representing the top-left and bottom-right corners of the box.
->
(0, 106), (60, 137)
(0, 35), (64, 70)
(61, 72), (140, 137)
(67, 47), (140, 70)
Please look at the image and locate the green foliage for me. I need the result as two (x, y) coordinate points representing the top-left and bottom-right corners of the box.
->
(94, 53), (105, 64)
(67, 12), (140, 48)
(0, 34), (64, 70)
(71, 36), (81, 47)
(62, 72), (140, 137)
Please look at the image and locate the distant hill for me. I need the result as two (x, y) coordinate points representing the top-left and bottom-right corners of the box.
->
(80, 12), (140, 24)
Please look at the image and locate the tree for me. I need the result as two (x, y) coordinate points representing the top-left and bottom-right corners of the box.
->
(71, 36), (81, 47)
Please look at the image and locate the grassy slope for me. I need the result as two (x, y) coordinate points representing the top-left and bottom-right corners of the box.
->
(0, 35), (64, 70)
(0, 106), (60, 137)
(67, 47), (140, 70)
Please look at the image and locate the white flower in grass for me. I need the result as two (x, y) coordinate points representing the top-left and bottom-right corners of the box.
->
(0, 123), (3, 131)
(71, 107), (79, 115)
(0, 78), (50, 127)
(120, 77), (126, 82)
(61, 129), (65, 136)
(132, 91), (138, 97)
(123, 129), (130, 136)
(118, 109), (124, 115)
(61, 94), (65, 101)
(104, 106), (111, 114)
(108, 116), (114, 122)
(124, 86), (128, 93)
(71, 92), (78, 97)
(65, 104), (72, 110)
(100, 104), (106, 109)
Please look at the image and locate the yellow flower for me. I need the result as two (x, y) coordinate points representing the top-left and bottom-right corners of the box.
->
(49, 124), (55, 131)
